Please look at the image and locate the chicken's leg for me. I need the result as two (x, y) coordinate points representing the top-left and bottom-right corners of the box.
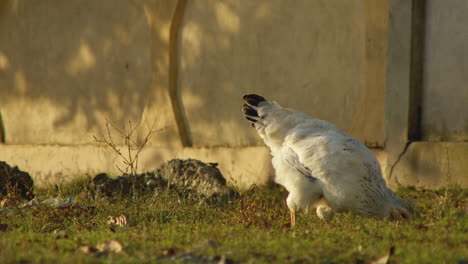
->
(290, 209), (296, 227)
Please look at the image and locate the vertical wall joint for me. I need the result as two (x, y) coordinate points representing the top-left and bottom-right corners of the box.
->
(408, 0), (426, 141)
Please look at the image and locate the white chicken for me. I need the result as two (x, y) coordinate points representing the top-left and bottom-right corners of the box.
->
(242, 94), (413, 226)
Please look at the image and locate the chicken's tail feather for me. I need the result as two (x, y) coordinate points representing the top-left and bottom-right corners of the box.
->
(243, 94), (266, 106)
(242, 94), (267, 127)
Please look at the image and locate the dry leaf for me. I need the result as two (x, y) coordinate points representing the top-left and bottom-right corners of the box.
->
(416, 223), (429, 230)
(161, 248), (176, 256)
(97, 239), (124, 253)
(367, 246), (395, 264)
(107, 214), (128, 227)
(77, 245), (99, 254)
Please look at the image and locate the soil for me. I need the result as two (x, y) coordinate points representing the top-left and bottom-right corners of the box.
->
(0, 161), (34, 204)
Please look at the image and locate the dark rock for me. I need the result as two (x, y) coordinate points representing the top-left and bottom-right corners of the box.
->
(0, 161), (34, 203)
(92, 171), (166, 197)
(155, 159), (236, 200)
(92, 159), (237, 201)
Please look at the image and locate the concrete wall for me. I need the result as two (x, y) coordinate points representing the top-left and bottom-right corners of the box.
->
(384, 0), (468, 189)
(390, 142), (468, 188)
(0, 0), (180, 146)
(0, 0), (389, 188)
(0, 0), (387, 147)
(421, 0), (468, 142)
(178, 0), (387, 148)
(0, 0), (465, 189)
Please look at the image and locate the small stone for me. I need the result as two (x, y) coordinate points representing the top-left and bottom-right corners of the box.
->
(96, 239), (124, 253)
(146, 179), (158, 188)
(77, 245), (99, 254)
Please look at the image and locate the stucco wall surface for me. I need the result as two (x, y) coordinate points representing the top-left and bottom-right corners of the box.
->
(421, 0), (468, 141)
(0, 0), (387, 148)
(0, 0), (180, 146)
(388, 142), (468, 189)
(178, 0), (387, 148)
(5, 1), (464, 189)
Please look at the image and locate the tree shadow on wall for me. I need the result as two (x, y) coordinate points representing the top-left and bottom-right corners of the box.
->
(0, 0), (380, 148)
(176, 0), (376, 147)
(0, 0), (173, 144)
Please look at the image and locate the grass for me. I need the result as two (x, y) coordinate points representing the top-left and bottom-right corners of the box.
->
(0, 178), (467, 264)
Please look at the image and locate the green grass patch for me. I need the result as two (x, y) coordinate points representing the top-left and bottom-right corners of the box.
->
(1, 179), (467, 263)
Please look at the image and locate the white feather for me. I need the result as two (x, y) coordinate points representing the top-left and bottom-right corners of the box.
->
(244, 95), (413, 220)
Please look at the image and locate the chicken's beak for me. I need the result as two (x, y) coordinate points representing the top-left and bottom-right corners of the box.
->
(389, 208), (412, 221)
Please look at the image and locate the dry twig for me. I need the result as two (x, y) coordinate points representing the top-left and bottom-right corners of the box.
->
(94, 116), (166, 177)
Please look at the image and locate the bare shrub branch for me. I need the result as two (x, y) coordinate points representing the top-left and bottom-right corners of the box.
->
(94, 116), (166, 177)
